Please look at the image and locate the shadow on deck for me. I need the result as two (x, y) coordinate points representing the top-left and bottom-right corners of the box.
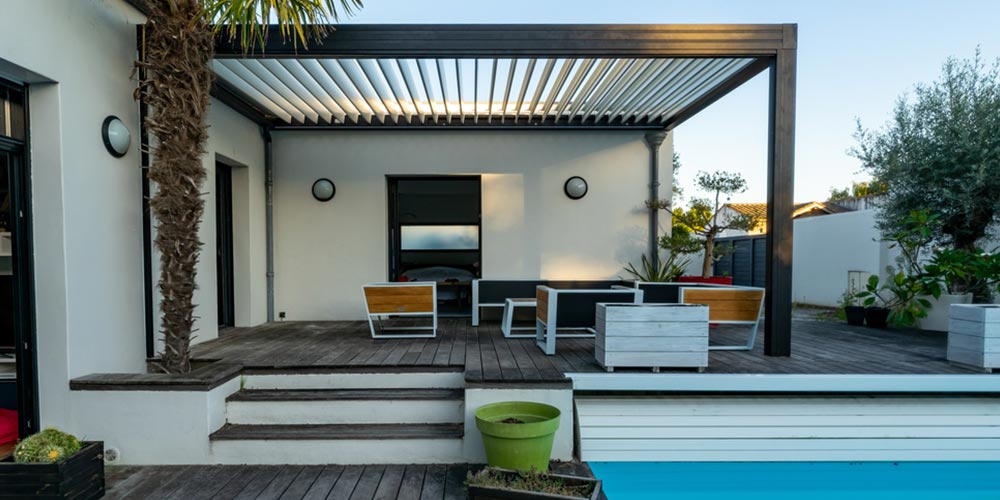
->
(190, 317), (986, 384)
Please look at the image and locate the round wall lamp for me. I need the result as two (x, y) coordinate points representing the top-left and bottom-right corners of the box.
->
(564, 176), (588, 200)
(101, 115), (131, 158)
(312, 178), (336, 202)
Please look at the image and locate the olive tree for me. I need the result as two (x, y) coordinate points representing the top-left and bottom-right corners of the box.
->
(852, 50), (1000, 251)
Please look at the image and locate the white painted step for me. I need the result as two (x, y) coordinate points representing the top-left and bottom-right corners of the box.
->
(241, 371), (465, 390)
(226, 389), (464, 425)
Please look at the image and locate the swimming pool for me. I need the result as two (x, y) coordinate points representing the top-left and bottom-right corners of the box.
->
(588, 461), (1000, 499)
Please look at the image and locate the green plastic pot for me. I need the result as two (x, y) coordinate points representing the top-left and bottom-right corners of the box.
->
(475, 401), (561, 471)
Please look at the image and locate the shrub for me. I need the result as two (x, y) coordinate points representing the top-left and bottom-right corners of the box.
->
(14, 428), (82, 463)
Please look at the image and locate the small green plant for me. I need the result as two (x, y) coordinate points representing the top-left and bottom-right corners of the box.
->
(14, 428), (82, 463)
(856, 274), (932, 327)
(466, 467), (595, 498)
(838, 289), (861, 309)
(623, 253), (689, 282)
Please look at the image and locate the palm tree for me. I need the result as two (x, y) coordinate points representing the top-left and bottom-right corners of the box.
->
(138, 0), (362, 374)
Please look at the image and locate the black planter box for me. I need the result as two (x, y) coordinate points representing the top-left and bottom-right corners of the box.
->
(0, 441), (104, 499)
(468, 468), (602, 500)
(845, 306), (866, 326)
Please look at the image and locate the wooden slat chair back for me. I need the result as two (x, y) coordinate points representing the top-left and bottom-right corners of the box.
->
(680, 287), (765, 351)
(363, 282), (437, 339)
(534, 286), (643, 355)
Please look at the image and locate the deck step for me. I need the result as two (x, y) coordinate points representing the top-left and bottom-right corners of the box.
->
(227, 388), (463, 402)
(211, 423), (464, 441)
(209, 423), (466, 464)
(225, 389), (465, 425)
(241, 370), (465, 390)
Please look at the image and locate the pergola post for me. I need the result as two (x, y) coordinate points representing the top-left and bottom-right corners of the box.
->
(764, 26), (797, 356)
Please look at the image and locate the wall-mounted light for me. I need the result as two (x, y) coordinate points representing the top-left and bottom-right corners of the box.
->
(101, 115), (131, 158)
(564, 176), (588, 200)
(312, 178), (336, 202)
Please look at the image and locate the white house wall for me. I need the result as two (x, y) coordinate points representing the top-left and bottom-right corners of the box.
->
(271, 130), (672, 320)
(0, 0), (147, 431)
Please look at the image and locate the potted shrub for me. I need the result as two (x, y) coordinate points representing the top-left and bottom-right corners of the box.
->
(840, 290), (866, 326)
(918, 248), (1000, 331)
(856, 274), (930, 329)
(1, 428), (104, 499)
(466, 467), (602, 500)
(475, 401), (561, 471)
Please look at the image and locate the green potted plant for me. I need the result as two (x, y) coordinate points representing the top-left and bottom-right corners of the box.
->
(1, 428), (104, 499)
(919, 248), (1000, 331)
(839, 289), (865, 326)
(475, 401), (561, 471)
(466, 467), (602, 500)
(856, 274), (931, 328)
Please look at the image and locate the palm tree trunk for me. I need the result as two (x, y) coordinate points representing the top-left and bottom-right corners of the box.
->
(137, 0), (214, 374)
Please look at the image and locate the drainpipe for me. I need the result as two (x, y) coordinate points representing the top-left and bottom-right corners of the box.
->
(644, 131), (668, 270)
(264, 127), (275, 322)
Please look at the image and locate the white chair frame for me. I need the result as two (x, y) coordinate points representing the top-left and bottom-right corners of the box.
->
(535, 287), (643, 355)
(363, 282), (437, 339)
(678, 286), (765, 351)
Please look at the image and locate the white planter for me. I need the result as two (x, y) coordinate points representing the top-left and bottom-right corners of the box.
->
(595, 303), (708, 372)
(918, 293), (973, 332)
(947, 304), (1000, 372)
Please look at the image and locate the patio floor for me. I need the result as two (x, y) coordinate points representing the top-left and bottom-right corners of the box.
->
(190, 316), (988, 384)
(103, 461), (600, 499)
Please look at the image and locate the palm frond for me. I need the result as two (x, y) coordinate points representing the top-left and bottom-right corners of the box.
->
(204, 0), (363, 53)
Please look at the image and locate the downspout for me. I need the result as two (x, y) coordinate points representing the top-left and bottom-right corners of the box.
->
(644, 131), (668, 269)
(264, 127), (275, 322)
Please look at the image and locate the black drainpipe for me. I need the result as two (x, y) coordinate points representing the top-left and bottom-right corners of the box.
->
(644, 131), (668, 269)
(264, 127), (275, 322)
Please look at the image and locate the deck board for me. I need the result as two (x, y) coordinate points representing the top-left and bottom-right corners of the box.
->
(106, 463), (598, 500)
(189, 317), (992, 384)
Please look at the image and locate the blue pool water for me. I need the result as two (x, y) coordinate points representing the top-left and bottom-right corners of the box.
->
(588, 462), (1000, 499)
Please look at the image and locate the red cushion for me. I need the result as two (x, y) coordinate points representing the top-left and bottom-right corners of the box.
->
(0, 409), (17, 445)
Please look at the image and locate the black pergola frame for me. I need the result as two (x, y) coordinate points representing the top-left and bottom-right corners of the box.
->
(207, 23), (796, 356)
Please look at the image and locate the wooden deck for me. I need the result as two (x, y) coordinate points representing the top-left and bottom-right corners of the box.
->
(189, 317), (990, 384)
(103, 462), (599, 500)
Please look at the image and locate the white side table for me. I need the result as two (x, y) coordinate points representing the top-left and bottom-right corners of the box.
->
(502, 298), (537, 338)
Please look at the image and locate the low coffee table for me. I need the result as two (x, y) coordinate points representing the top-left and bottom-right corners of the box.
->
(502, 298), (537, 338)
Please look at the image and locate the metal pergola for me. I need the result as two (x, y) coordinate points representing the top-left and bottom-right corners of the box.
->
(142, 23), (797, 356)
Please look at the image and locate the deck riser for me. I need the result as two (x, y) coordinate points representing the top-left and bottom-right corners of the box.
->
(226, 399), (464, 425)
(242, 372), (465, 390)
(210, 439), (466, 464)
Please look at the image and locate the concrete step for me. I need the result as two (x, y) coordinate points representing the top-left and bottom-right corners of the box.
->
(225, 389), (464, 424)
(209, 423), (465, 464)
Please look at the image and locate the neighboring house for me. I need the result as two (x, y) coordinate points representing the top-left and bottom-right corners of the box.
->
(717, 201), (853, 238)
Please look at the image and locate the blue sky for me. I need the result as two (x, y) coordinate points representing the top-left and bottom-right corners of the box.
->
(342, 0), (1000, 203)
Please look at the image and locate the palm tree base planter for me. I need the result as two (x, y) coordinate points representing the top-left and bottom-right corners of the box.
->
(845, 306), (866, 326)
(466, 467), (602, 500)
(678, 276), (733, 285)
(865, 307), (890, 328)
(0, 442), (104, 499)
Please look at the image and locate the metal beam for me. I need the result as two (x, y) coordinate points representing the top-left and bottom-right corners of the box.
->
(214, 24), (792, 58)
(764, 26), (797, 357)
(210, 78), (275, 127)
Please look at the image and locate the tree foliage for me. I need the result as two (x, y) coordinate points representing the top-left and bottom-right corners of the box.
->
(827, 180), (887, 201)
(651, 171), (758, 277)
(852, 49), (1000, 250)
